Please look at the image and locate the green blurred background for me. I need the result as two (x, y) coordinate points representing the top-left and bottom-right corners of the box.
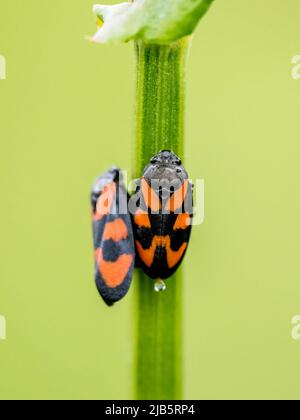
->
(1, 0), (300, 400)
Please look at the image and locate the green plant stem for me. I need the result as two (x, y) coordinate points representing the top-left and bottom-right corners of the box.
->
(134, 38), (190, 400)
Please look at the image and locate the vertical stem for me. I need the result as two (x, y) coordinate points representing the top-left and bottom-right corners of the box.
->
(134, 38), (190, 400)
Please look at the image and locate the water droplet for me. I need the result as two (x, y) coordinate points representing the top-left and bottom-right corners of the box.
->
(154, 280), (166, 293)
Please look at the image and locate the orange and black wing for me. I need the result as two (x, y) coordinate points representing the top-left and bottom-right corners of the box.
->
(164, 180), (193, 278)
(132, 177), (156, 274)
(133, 177), (193, 280)
(91, 169), (135, 305)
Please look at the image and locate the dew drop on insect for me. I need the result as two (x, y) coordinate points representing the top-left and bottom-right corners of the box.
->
(154, 280), (167, 293)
